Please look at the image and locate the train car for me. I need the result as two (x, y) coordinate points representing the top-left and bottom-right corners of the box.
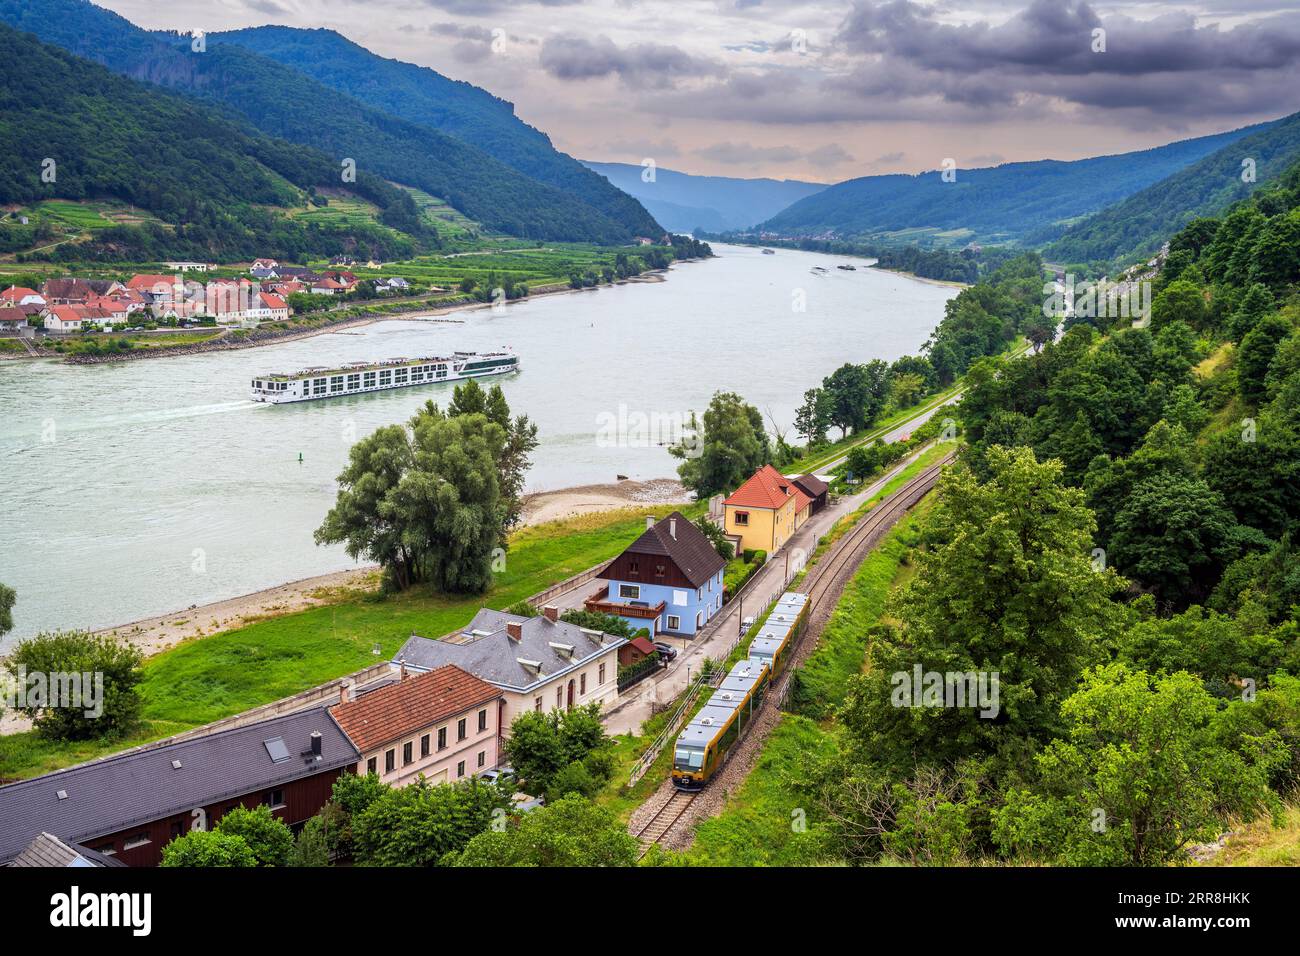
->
(746, 590), (809, 679)
(671, 659), (770, 790)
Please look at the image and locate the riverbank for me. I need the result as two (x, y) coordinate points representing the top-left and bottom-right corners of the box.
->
(0, 272), (669, 365)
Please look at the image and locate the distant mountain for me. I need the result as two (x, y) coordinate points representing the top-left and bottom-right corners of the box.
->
(0, 0), (652, 244)
(211, 27), (661, 240)
(1043, 110), (1300, 264)
(759, 123), (1275, 247)
(0, 22), (427, 262)
(582, 162), (826, 233)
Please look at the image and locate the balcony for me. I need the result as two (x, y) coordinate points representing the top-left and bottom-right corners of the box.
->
(583, 585), (666, 620)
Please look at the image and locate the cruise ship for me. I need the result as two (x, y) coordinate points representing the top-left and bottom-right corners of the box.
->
(250, 350), (518, 404)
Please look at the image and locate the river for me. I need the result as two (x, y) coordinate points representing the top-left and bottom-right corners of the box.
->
(0, 243), (956, 641)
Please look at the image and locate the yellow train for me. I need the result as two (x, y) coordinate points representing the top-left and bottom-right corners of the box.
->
(671, 592), (808, 791)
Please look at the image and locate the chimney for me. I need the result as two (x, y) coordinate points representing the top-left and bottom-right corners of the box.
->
(542, 604), (559, 622)
(646, 515), (655, 530)
(398, 657), (408, 681)
(338, 680), (349, 705)
(669, 517), (677, 539)
(507, 621), (523, 640)
(309, 731), (322, 758)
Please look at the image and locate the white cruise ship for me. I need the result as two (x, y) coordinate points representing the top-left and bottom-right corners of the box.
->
(250, 350), (518, 404)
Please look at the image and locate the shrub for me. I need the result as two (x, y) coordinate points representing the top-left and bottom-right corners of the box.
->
(214, 804), (294, 867)
(160, 830), (256, 867)
(4, 630), (143, 740)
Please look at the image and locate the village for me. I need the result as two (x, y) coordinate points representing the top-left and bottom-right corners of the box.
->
(0, 257), (415, 338)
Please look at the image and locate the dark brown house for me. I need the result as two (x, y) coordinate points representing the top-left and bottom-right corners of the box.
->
(792, 473), (829, 514)
(0, 707), (359, 867)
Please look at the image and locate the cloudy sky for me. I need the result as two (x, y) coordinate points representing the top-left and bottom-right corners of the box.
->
(102, 0), (1300, 183)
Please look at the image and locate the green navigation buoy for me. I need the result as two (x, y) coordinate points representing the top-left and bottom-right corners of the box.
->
(298, 452), (303, 463)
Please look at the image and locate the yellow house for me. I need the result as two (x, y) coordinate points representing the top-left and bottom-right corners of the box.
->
(723, 464), (812, 555)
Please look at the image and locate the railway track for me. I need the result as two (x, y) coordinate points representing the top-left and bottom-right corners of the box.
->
(627, 451), (956, 853)
(633, 789), (697, 854)
(805, 452), (955, 610)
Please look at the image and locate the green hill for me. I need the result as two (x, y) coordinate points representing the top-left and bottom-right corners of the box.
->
(758, 122), (1273, 247)
(0, 0), (650, 245)
(0, 22), (427, 262)
(1043, 109), (1300, 265)
(211, 26), (661, 241)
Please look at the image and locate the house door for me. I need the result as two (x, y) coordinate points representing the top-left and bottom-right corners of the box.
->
(567, 679), (575, 708)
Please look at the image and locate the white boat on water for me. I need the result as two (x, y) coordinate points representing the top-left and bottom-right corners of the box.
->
(250, 350), (519, 404)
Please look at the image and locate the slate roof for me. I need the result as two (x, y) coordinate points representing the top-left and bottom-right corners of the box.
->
(330, 665), (500, 752)
(395, 610), (626, 693)
(725, 464), (812, 512)
(792, 473), (829, 498)
(10, 832), (125, 868)
(600, 511), (726, 588)
(0, 707), (358, 864)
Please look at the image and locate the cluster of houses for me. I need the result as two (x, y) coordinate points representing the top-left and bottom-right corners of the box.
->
(0, 257), (424, 337)
(0, 603), (628, 868)
(581, 470), (828, 640)
(0, 274), (291, 334)
(0, 468), (832, 869)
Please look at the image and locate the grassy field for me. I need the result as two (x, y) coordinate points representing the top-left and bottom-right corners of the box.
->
(0, 502), (704, 781)
(1203, 804), (1300, 866)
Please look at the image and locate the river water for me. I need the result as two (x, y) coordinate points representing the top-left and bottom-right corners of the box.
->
(0, 244), (955, 640)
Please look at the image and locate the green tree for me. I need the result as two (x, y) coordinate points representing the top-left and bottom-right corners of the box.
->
(451, 795), (638, 866)
(822, 362), (888, 437)
(352, 776), (508, 866)
(994, 664), (1283, 866)
(214, 804), (294, 867)
(0, 582), (13, 638)
(290, 813), (336, 867)
(1149, 278), (1206, 332)
(839, 446), (1126, 768)
(670, 391), (769, 498)
(161, 830), (257, 868)
(1108, 472), (1240, 607)
(504, 703), (609, 796)
(5, 631), (143, 740)
(1238, 314), (1292, 407)
(794, 387), (830, 446)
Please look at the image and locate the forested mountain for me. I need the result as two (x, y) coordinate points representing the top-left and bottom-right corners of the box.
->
(210, 27), (661, 241)
(582, 162), (826, 233)
(758, 123), (1272, 246)
(0, 23), (426, 262)
(0, 0), (652, 244)
(1043, 110), (1300, 266)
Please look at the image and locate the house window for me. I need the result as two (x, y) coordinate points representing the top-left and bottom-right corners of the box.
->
(457, 718), (467, 741)
(478, 709), (488, 732)
(385, 749), (395, 773)
(618, 583), (640, 600)
(697, 587), (703, 600)
(599, 663), (606, 684)
(263, 789), (286, 809)
(170, 821), (184, 839)
(367, 756), (377, 775)
(667, 615), (681, 631)
(734, 511), (749, 526)
(403, 742), (414, 766)
(438, 728), (447, 750)
(478, 750), (486, 768)
(629, 560), (639, 574)
(655, 564), (666, 577)
(580, 673), (587, 695)
(534, 696), (543, 712)
(556, 686), (563, 708)
(421, 734), (430, 757)
(123, 833), (152, 851)
(457, 761), (466, 778)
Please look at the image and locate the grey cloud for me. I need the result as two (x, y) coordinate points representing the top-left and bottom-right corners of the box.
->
(695, 141), (804, 164)
(539, 33), (725, 87)
(805, 142), (854, 166)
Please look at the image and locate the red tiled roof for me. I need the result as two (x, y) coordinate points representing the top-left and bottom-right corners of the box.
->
(630, 637), (657, 656)
(328, 665), (500, 753)
(126, 275), (179, 291)
(1, 286), (39, 301)
(260, 292), (287, 309)
(724, 464), (810, 512)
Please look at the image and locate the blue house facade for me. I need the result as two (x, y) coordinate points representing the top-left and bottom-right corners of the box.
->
(584, 512), (727, 637)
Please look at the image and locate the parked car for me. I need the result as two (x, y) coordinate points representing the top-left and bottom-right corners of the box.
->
(653, 641), (678, 661)
(478, 766), (517, 787)
(741, 616), (756, 630)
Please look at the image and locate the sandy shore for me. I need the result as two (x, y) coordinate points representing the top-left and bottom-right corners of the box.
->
(520, 477), (689, 525)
